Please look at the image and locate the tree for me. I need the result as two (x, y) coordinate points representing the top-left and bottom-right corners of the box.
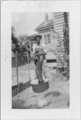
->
(11, 26), (22, 53)
(19, 34), (28, 42)
(63, 23), (69, 79)
(11, 26), (29, 67)
(63, 12), (69, 55)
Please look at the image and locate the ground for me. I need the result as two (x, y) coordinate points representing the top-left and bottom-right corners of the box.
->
(12, 62), (69, 109)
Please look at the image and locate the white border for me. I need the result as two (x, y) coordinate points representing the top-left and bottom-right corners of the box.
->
(1, 1), (80, 120)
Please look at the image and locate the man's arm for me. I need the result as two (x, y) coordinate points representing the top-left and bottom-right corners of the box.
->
(31, 44), (36, 58)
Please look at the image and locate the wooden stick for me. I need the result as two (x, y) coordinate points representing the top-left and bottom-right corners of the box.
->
(16, 51), (19, 94)
(27, 49), (31, 83)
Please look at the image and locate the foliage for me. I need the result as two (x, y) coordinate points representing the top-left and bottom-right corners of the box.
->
(11, 26), (22, 53)
(11, 26), (31, 67)
(11, 27), (30, 53)
(63, 23), (69, 79)
(50, 23), (69, 79)
(19, 34), (28, 42)
(19, 34), (31, 54)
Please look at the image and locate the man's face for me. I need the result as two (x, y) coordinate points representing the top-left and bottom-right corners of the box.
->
(36, 37), (41, 44)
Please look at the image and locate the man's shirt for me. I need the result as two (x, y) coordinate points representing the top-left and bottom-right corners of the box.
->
(32, 42), (47, 54)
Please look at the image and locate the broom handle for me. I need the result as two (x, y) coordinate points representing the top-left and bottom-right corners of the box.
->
(27, 49), (31, 82)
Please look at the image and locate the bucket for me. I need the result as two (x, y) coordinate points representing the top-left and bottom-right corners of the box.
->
(31, 81), (49, 93)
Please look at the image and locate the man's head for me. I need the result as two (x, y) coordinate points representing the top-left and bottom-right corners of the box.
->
(34, 35), (42, 45)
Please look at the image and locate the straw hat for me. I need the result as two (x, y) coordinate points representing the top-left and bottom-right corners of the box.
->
(34, 34), (42, 40)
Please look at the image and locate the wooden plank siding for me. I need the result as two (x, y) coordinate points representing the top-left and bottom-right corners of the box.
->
(54, 12), (64, 33)
(53, 12), (69, 68)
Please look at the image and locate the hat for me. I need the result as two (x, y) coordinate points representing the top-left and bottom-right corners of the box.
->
(34, 34), (42, 40)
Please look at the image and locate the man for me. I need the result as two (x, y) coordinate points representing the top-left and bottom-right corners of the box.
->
(32, 35), (47, 84)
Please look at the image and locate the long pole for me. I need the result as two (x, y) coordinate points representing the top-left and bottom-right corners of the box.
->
(22, 41), (31, 83)
(16, 51), (19, 94)
(27, 48), (31, 83)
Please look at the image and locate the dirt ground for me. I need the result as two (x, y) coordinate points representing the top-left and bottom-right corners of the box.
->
(12, 64), (69, 109)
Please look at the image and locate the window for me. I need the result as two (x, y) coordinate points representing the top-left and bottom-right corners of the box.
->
(44, 34), (51, 44)
(44, 35), (47, 44)
(48, 34), (51, 43)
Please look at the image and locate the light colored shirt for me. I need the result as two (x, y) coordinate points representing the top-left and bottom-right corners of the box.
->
(32, 43), (47, 54)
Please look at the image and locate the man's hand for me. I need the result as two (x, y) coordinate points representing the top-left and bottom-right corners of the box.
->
(31, 52), (35, 58)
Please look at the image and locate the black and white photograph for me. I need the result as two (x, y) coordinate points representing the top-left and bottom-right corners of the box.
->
(12, 12), (70, 109)
(1, 1), (80, 120)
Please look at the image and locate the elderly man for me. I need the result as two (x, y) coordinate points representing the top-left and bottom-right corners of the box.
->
(32, 35), (47, 84)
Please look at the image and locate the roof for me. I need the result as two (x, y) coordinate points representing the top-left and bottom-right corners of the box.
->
(35, 19), (54, 31)
(27, 34), (37, 41)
